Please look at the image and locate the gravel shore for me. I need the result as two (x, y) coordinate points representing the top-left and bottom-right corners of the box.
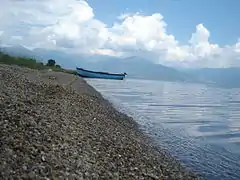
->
(0, 64), (199, 179)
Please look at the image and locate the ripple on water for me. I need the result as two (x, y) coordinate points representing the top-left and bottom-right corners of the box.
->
(87, 78), (240, 180)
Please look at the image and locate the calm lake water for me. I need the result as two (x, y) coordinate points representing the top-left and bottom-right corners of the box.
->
(87, 78), (240, 180)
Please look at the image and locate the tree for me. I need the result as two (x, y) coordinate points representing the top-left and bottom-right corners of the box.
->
(55, 64), (62, 69)
(46, 59), (56, 66)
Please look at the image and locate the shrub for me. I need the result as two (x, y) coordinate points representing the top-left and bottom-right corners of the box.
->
(46, 59), (56, 66)
(0, 52), (74, 75)
(55, 64), (62, 69)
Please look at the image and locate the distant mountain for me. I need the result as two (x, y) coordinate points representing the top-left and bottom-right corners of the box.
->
(2, 45), (240, 87)
(1, 46), (195, 82)
(183, 68), (240, 88)
(81, 56), (197, 82)
(0, 46), (85, 69)
(0, 45), (36, 58)
(32, 48), (82, 69)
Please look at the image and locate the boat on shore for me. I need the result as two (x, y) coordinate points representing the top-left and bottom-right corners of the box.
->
(76, 67), (127, 80)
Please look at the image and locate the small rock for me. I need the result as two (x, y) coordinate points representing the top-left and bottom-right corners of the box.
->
(41, 156), (46, 162)
(22, 165), (28, 171)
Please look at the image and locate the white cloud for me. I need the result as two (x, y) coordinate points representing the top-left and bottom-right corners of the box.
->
(0, 0), (239, 67)
(90, 49), (123, 57)
(189, 24), (210, 45)
(0, 0), (108, 50)
(235, 39), (240, 52)
(107, 13), (178, 53)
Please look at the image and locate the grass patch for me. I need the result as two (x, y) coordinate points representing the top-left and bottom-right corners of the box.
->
(0, 52), (77, 75)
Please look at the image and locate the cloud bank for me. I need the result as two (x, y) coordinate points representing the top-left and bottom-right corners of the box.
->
(0, 0), (239, 67)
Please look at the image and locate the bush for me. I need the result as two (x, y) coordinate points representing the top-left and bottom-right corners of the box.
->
(55, 64), (62, 69)
(0, 51), (74, 75)
(0, 52), (46, 69)
(46, 59), (56, 66)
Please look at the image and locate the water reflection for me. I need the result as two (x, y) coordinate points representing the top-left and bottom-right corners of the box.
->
(87, 78), (240, 180)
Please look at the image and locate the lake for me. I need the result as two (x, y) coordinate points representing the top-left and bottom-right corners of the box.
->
(87, 78), (240, 180)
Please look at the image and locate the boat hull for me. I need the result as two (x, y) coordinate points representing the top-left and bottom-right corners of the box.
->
(76, 68), (126, 80)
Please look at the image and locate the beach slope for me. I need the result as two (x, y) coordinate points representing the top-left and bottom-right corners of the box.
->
(0, 64), (199, 179)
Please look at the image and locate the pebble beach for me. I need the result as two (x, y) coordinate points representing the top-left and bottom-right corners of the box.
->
(0, 64), (199, 179)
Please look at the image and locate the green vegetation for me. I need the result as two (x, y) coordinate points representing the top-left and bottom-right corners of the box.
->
(0, 52), (46, 70)
(46, 59), (56, 67)
(0, 52), (76, 75)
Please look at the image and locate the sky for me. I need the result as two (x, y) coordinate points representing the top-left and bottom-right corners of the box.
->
(0, 0), (239, 68)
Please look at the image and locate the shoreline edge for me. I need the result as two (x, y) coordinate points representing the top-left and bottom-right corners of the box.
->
(0, 64), (200, 179)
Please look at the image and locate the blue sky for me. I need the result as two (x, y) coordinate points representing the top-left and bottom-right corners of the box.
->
(88, 0), (240, 45)
(0, 0), (239, 68)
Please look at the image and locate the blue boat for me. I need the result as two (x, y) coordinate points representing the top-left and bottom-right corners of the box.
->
(76, 67), (127, 80)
